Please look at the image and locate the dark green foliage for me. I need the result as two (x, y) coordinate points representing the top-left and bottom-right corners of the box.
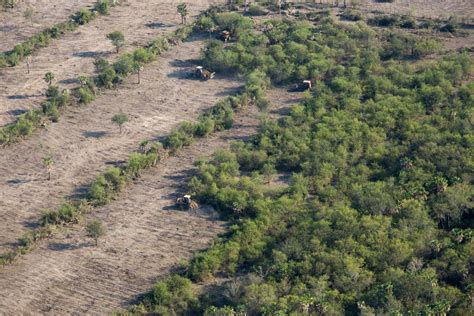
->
(247, 3), (266, 16)
(340, 9), (365, 21)
(77, 86), (96, 104)
(369, 15), (400, 27)
(94, 0), (109, 15)
(72, 9), (95, 25)
(125, 14), (474, 316)
(86, 219), (105, 245)
(107, 31), (125, 53)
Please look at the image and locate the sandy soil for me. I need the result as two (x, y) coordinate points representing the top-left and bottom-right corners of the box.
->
(0, 0), (223, 126)
(0, 36), (241, 254)
(354, 0), (473, 19)
(0, 87), (301, 315)
(0, 0), (98, 53)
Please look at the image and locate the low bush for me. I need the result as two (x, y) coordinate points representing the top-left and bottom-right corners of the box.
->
(247, 3), (267, 16)
(369, 15), (400, 27)
(340, 9), (365, 21)
(94, 0), (109, 15)
(72, 9), (95, 25)
(77, 87), (96, 104)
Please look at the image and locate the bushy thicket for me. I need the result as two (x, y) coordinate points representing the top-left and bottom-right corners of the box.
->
(201, 15), (441, 88)
(125, 15), (474, 316)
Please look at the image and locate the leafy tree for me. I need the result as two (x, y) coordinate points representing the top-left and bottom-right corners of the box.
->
(177, 3), (188, 25)
(43, 72), (55, 86)
(196, 16), (216, 38)
(111, 112), (128, 133)
(86, 219), (105, 246)
(94, 0), (109, 15)
(107, 31), (125, 53)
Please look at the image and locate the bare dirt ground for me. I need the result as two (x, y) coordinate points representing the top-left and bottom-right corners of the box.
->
(0, 88), (301, 315)
(354, 0), (473, 19)
(0, 0), (97, 53)
(0, 36), (241, 254)
(0, 0), (223, 126)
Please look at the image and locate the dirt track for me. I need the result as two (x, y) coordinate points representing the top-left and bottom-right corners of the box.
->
(0, 0), (223, 126)
(0, 36), (241, 254)
(0, 87), (301, 315)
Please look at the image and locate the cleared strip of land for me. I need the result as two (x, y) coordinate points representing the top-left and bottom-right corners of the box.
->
(0, 37), (241, 254)
(0, 0), (97, 53)
(0, 0), (222, 126)
(0, 87), (301, 315)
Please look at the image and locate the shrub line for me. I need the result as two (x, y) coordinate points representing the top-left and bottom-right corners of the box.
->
(0, 73), (268, 267)
(0, 0), (118, 68)
(0, 25), (193, 146)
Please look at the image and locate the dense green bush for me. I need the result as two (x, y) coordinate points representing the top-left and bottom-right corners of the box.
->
(125, 14), (474, 316)
(94, 0), (109, 15)
(72, 8), (95, 25)
(369, 15), (400, 27)
(340, 9), (365, 21)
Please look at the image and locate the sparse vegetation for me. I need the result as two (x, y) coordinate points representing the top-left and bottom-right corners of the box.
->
(0, 0), (115, 69)
(111, 112), (128, 133)
(86, 219), (105, 246)
(107, 31), (125, 53)
(42, 154), (54, 181)
(177, 3), (188, 25)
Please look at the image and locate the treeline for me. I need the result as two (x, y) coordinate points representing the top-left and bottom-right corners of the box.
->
(0, 0), (116, 68)
(122, 11), (474, 316)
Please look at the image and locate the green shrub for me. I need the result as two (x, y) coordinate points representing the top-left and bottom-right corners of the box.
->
(94, 0), (109, 15)
(7, 53), (20, 66)
(77, 87), (96, 104)
(340, 9), (365, 21)
(94, 57), (110, 73)
(72, 9), (95, 25)
(247, 3), (267, 16)
(214, 12), (253, 37)
(369, 15), (400, 27)
(96, 67), (117, 88)
(40, 210), (60, 226)
(45, 86), (60, 99)
(0, 54), (6, 67)
(88, 167), (125, 205)
(151, 276), (196, 314)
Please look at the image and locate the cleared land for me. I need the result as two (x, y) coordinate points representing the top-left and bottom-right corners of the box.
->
(0, 0), (223, 126)
(356, 0), (474, 19)
(0, 0), (97, 53)
(0, 88), (300, 315)
(0, 37), (241, 254)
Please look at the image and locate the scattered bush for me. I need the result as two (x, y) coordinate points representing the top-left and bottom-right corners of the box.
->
(94, 0), (109, 15)
(247, 3), (267, 16)
(72, 9), (95, 25)
(340, 9), (365, 21)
